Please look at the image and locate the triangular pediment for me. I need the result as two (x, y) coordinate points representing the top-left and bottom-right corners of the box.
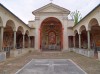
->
(32, 3), (70, 14)
(40, 6), (64, 12)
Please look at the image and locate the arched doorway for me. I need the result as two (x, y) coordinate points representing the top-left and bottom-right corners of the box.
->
(40, 17), (63, 51)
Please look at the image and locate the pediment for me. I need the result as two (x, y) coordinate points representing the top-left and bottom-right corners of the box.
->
(40, 6), (63, 12)
(32, 3), (70, 14)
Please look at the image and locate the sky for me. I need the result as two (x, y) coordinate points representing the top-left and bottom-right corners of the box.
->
(0, 0), (100, 24)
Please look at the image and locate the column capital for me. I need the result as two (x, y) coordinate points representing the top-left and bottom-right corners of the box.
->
(78, 33), (81, 35)
(87, 30), (90, 32)
(28, 35), (30, 37)
(13, 30), (17, 32)
(22, 34), (25, 36)
(0, 26), (4, 28)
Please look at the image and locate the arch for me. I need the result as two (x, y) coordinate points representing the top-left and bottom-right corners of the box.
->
(79, 25), (86, 34)
(80, 26), (87, 49)
(3, 20), (15, 51)
(25, 30), (29, 48)
(0, 17), (3, 26)
(40, 17), (63, 28)
(5, 20), (16, 31)
(74, 30), (78, 36)
(25, 30), (29, 36)
(16, 26), (23, 49)
(17, 26), (24, 34)
(88, 18), (99, 30)
(40, 17), (63, 51)
(74, 30), (79, 48)
(88, 18), (100, 55)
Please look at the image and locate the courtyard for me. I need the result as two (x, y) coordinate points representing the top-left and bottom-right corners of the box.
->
(0, 51), (100, 74)
(0, 1), (100, 74)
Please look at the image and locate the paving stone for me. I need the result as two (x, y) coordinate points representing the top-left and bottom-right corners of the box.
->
(16, 59), (86, 74)
(0, 51), (100, 74)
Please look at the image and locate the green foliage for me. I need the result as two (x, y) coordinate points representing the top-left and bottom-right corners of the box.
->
(70, 10), (82, 25)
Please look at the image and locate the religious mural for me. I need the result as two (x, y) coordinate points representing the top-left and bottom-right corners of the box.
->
(49, 31), (56, 44)
(40, 17), (62, 51)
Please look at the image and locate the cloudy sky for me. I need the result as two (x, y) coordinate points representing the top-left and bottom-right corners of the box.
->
(0, 0), (100, 24)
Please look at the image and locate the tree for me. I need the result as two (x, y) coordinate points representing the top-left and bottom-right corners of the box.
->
(70, 10), (82, 25)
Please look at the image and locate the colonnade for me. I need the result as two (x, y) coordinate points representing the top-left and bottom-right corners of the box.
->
(73, 30), (91, 49)
(0, 27), (34, 51)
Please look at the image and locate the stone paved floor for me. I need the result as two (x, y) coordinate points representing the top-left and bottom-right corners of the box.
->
(0, 51), (100, 74)
(16, 59), (86, 74)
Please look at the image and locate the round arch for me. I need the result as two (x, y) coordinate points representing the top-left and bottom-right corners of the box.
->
(24, 30), (29, 48)
(88, 18), (100, 56)
(5, 20), (16, 31)
(74, 30), (78, 36)
(88, 18), (99, 30)
(17, 26), (24, 34)
(25, 30), (29, 36)
(3, 20), (16, 52)
(16, 26), (24, 49)
(40, 17), (63, 28)
(79, 25), (86, 34)
(80, 25), (87, 49)
(40, 17), (64, 28)
(40, 17), (63, 51)
(74, 30), (79, 48)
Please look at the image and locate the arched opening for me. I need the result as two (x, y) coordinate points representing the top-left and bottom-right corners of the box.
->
(74, 30), (79, 48)
(80, 25), (87, 49)
(40, 17), (63, 51)
(89, 18), (100, 58)
(25, 30), (29, 48)
(68, 36), (73, 48)
(3, 20), (15, 57)
(30, 36), (35, 48)
(16, 26), (24, 49)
